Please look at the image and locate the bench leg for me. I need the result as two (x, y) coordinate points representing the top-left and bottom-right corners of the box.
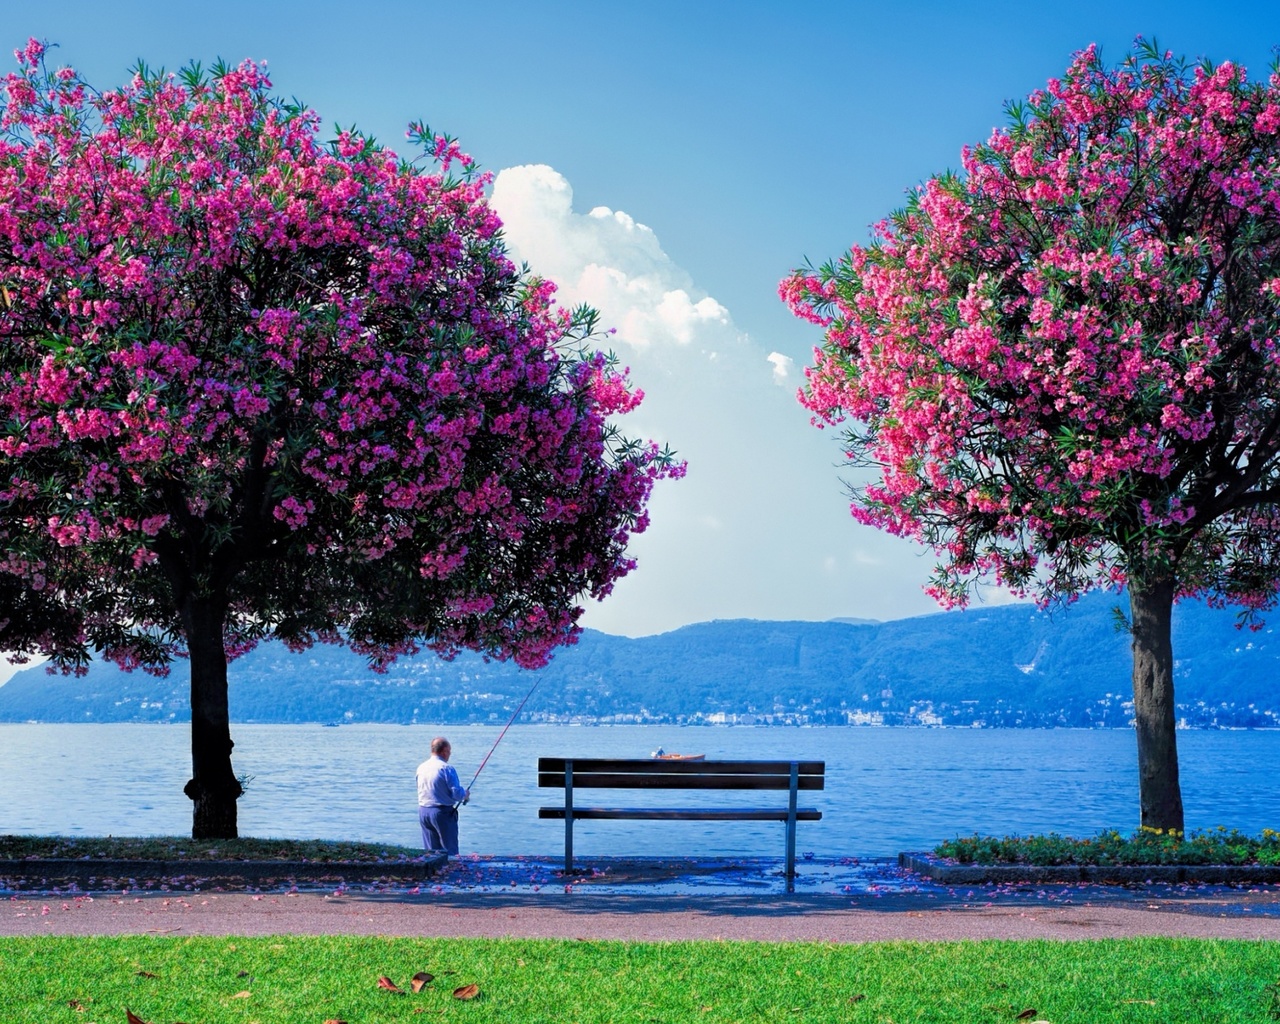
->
(564, 761), (574, 874)
(785, 762), (798, 892)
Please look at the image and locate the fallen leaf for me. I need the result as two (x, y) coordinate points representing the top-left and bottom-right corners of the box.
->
(323, 1019), (349, 1024)
(67, 1000), (85, 1012)
(125, 1011), (150, 1024)
(411, 971), (435, 993)
(231, 990), (251, 998)
(377, 975), (404, 993)
(453, 983), (481, 1001)
(134, 970), (158, 979)
(1016, 1011), (1037, 1020)
(849, 994), (867, 1003)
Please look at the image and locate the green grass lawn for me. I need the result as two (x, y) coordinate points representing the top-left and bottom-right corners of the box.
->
(4, 935), (1279, 1023)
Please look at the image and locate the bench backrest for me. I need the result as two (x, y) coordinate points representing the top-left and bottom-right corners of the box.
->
(537, 758), (825, 791)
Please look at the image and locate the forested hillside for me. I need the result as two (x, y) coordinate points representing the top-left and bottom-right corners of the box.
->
(1, 592), (1276, 726)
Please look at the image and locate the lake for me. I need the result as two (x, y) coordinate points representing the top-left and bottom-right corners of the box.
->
(3, 724), (1277, 857)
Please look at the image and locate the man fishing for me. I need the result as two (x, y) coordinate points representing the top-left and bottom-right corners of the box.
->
(416, 737), (470, 856)
(415, 679), (542, 856)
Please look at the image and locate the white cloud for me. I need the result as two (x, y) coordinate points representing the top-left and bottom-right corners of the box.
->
(767, 351), (795, 385)
(491, 166), (730, 350)
(489, 164), (945, 635)
(656, 290), (728, 345)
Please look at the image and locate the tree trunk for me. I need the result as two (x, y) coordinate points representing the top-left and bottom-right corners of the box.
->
(180, 598), (242, 839)
(1128, 578), (1184, 832)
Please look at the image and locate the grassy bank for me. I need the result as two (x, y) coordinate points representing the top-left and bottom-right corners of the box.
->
(0, 835), (424, 863)
(5, 935), (1280, 1023)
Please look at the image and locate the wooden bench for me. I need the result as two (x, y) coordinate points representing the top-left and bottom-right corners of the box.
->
(537, 758), (824, 885)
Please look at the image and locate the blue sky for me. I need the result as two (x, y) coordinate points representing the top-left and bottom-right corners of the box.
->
(9, 1), (1280, 638)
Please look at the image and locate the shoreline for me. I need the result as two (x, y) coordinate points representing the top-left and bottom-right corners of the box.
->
(9, 849), (1280, 893)
(8, 720), (1280, 729)
(6, 852), (1280, 898)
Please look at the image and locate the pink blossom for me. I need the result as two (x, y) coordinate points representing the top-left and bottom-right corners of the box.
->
(0, 46), (683, 738)
(782, 40), (1280, 619)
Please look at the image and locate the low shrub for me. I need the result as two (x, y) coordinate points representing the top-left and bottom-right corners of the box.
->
(935, 827), (1280, 866)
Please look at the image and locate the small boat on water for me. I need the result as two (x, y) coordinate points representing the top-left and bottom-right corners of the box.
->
(651, 747), (705, 760)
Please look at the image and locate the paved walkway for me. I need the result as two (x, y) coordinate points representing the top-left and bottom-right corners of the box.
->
(8, 889), (1280, 942)
(6, 856), (1280, 942)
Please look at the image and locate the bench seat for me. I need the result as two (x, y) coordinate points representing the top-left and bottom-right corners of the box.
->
(538, 807), (822, 821)
(538, 757), (825, 888)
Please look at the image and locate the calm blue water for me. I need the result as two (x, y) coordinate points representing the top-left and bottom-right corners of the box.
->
(2, 724), (1276, 857)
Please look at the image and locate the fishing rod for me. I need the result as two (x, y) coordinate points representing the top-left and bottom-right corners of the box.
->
(466, 674), (544, 792)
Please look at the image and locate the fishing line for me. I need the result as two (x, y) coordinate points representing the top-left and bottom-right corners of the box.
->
(466, 674), (544, 791)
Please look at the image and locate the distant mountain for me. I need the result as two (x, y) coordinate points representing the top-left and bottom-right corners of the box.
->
(1, 591), (1277, 727)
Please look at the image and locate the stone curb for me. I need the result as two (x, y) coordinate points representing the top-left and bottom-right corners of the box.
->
(0, 856), (447, 889)
(898, 852), (1280, 885)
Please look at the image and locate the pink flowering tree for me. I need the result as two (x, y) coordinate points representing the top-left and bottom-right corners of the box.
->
(0, 43), (680, 838)
(0, 576), (81, 656)
(783, 41), (1280, 832)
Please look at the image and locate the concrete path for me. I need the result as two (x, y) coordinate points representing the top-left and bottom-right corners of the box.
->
(7, 856), (1280, 943)
(7, 887), (1280, 943)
